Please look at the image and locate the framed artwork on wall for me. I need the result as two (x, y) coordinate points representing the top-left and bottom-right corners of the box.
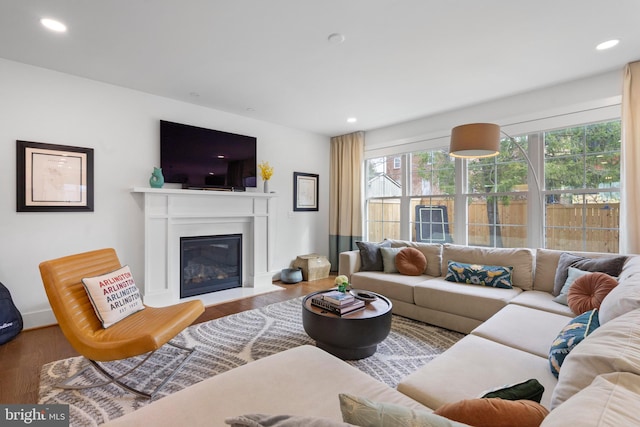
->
(16, 140), (94, 212)
(293, 172), (318, 212)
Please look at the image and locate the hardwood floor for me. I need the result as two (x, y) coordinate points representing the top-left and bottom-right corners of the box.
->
(0, 278), (333, 404)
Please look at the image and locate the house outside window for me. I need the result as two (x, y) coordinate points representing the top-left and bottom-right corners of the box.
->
(364, 119), (621, 253)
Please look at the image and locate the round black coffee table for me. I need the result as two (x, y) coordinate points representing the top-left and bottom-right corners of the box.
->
(302, 290), (392, 360)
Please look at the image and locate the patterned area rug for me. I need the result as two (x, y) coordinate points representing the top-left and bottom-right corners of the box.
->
(39, 297), (463, 426)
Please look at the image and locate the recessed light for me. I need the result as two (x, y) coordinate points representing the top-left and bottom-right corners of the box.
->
(347, 117), (357, 123)
(40, 18), (67, 33)
(328, 33), (346, 44)
(596, 39), (619, 50)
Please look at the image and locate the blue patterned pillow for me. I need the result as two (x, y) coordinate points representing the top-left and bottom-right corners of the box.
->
(445, 261), (514, 289)
(549, 309), (600, 378)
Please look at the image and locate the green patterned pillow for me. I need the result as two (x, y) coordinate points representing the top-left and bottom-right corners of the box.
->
(549, 309), (600, 378)
(339, 394), (471, 427)
(445, 261), (514, 289)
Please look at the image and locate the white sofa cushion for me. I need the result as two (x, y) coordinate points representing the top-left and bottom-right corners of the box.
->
(350, 271), (433, 304)
(413, 278), (521, 323)
(550, 308), (640, 409)
(442, 244), (534, 290)
(102, 345), (431, 427)
(533, 248), (626, 294)
(542, 372), (640, 427)
(599, 268), (640, 324)
(397, 334), (558, 410)
(508, 290), (574, 317)
(471, 304), (572, 358)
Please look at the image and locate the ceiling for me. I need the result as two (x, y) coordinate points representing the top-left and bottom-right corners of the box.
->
(1, 1), (639, 137)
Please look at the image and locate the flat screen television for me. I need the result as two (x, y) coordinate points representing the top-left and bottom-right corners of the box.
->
(160, 120), (257, 190)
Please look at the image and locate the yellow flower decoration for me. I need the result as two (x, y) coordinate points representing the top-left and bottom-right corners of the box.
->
(258, 161), (274, 181)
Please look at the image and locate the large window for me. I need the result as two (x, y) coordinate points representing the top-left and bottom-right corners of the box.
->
(366, 157), (402, 242)
(366, 149), (455, 244)
(365, 119), (621, 253)
(467, 136), (530, 248)
(543, 121), (620, 252)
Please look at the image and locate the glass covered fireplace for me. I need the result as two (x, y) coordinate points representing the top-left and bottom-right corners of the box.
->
(180, 234), (242, 298)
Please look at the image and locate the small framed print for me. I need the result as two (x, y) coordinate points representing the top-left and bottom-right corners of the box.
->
(16, 140), (94, 212)
(293, 172), (319, 212)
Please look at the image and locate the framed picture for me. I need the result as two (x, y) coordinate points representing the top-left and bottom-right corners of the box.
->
(293, 172), (319, 212)
(16, 140), (94, 212)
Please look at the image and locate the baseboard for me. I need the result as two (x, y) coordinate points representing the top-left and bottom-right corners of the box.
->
(23, 308), (57, 330)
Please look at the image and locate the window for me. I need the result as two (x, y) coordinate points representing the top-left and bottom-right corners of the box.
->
(365, 157), (402, 241)
(410, 150), (455, 243)
(543, 121), (620, 252)
(365, 149), (455, 243)
(364, 119), (621, 253)
(466, 136), (530, 248)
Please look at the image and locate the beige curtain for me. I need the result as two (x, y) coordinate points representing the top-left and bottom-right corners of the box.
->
(329, 131), (364, 270)
(621, 61), (640, 253)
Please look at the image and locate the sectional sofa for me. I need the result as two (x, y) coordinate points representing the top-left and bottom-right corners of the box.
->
(104, 241), (640, 426)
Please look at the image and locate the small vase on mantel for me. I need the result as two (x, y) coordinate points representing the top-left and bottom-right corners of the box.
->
(149, 167), (164, 188)
(264, 180), (270, 193)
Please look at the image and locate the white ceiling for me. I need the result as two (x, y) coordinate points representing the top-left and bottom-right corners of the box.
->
(1, 1), (639, 137)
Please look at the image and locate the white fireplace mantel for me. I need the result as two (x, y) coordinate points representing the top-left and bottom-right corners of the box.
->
(131, 187), (277, 307)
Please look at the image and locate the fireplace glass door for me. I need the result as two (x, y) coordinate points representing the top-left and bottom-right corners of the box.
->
(180, 234), (242, 298)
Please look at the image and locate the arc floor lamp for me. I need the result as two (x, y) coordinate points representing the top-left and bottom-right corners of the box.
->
(448, 123), (544, 243)
(449, 122), (543, 197)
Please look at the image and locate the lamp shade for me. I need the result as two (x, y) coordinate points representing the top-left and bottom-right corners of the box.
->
(449, 123), (500, 158)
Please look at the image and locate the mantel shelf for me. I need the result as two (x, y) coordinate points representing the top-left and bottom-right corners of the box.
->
(131, 187), (277, 198)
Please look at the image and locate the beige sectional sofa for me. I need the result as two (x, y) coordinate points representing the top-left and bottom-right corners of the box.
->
(104, 241), (640, 426)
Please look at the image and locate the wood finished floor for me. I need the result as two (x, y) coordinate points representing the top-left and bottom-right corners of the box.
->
(0, 278), (333, 404)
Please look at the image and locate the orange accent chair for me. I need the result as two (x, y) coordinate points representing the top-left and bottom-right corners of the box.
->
(39, 248), (204, 398)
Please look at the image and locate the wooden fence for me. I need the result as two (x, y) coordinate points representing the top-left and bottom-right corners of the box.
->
(367, 199), (620, 253)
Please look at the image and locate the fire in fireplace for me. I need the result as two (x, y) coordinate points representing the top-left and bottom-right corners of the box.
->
(180, 234), (242, 298)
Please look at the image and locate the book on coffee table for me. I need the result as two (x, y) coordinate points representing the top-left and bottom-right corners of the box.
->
(322, 290), (355, 306)
(311, 296), (365, 315)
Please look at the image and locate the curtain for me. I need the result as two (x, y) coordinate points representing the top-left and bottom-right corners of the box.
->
(329, 131), (364, 270)
(621, 61), (640, 254)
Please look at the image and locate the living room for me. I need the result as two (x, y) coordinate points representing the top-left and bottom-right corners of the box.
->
(1, 2), (640, 426)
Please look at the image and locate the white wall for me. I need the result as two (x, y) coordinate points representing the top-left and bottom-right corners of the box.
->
(0, 59), (330, 329)
(365, 69), (623, 157)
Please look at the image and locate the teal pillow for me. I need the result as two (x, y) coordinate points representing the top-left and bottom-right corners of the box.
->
(444, 261), (514, 289)
(553, 267), (592, 306)
(380, 247), (403, 274)
(481, 379), (544, 403)
(338, 394), (470, 427)
(549, 309), (600, 378)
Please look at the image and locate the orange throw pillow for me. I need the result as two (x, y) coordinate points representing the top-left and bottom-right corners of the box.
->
(434, 398), (549, 427)
(395, 247), (427, 276)
(568, 272), (618, 315)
